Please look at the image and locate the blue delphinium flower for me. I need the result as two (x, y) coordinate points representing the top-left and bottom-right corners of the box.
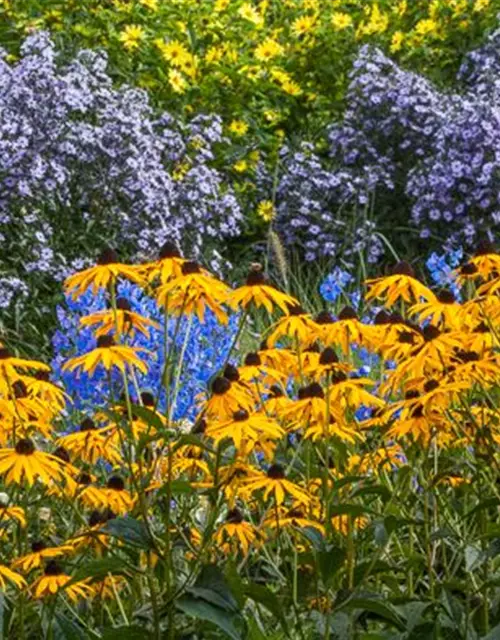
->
(426, 247), (463, 298)
(319, 267), (354, 303)
(51, 281), (239, 425)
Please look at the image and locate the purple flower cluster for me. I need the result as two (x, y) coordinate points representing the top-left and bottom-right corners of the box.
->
(272, 143), (386, 263)
(0, 33), (242, 309)
(274, 28), (500, 259)
(329, 31), (500, 246)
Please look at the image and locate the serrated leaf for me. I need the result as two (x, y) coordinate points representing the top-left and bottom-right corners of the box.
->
(175, 596), (242, 640)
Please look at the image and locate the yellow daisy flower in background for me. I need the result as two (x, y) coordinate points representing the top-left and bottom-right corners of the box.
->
(119, 25), (145, 50)
(12, 540), (74, 573)
(292, 15), (316, 38)
(228, 120), (249, 136)
(255, 38), (284, 62)
(257, 200), (276, 222)
(331, 12), (353, 31)
(365, 261), (435, 307)
(168, 69), (188, 93)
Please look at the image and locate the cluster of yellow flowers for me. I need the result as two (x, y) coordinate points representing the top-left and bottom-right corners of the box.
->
(0, 0), (496, 153)
(0, 239), (499, 615)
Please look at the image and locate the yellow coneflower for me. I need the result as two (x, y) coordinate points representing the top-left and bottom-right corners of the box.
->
(0, 439), (67, 486)
(0, 565), (26, 590)
(206, 409), (284, 451)
(214, 508), (258, 556)
(365, 261), (435, 307)
(237, 352), (287, 387)
(80, 297), (160, 339)
(266, 304), (318, 347)
(243, 464), (311, 506)
(302, 347), (352, 381)
(257, 341), (297, 373)
(279, 382), (331, 427)
(0, 505), (26, 527)
(101, 476), (135, 515)
(228, 264), (298, 314)
(31, 561), (94, 601)
(170, 445), (211, 480)
(387, 325), (464, 384)
(315, 307), (373, 355)
(144, 241), (186, 284)
(64, 248), (145, 300)
(263, 384), (292, 416)
(218, 460), (262, 505)
(410, 289), (463, 329)
(12, 540), (74, 573)
(303, 416), (361, 444)
(0, 346), (50, 379)
(447, 350), (500, 386)
(62, 335), (149, 377)
(202, 375), (255, 419)
(22, 370), (68, 412)
(263, 506), (324, 534)
(468, 241), (500, 279)
(156, 261), (231, 324)
(56, 418), (121, 465)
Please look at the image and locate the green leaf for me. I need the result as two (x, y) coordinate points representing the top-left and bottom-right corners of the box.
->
(298, 526), (326, 551)
(352, 485), (391, 503)
(343, 598), (406, 631)
(53, 612), (93, 640)
(101, 516), (155, 549)
(126, 404), (166, 435)
(317, 547), (346, 586)
(244, 583), (289, 634)
(69, 557), (132, 584)
(175, 595), (242, 640)
(465, 498), (500, 518)
(101, 626), (153, 640)
(483, 622), (500, 640)
(189, 564), (239, 612)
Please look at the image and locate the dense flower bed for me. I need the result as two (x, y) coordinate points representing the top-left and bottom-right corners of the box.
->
(272, 27), (500, 260)
(0, 0), (497, 154)
(1, 242), (500, 637)
(0, 33), (241, 316)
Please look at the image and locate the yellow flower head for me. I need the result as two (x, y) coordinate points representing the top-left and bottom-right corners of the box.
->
(257, 200), (276, 222)
(119, 24), (145, 50)
(390, 31), (404, 53)
(255, 38), (284, 62)
(238, 3), (264, 27)
(168, 68), (188, 94)
(331, 12), (353, 31)
(292, 15), (316, 37)
(228, 120), (249, 136)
